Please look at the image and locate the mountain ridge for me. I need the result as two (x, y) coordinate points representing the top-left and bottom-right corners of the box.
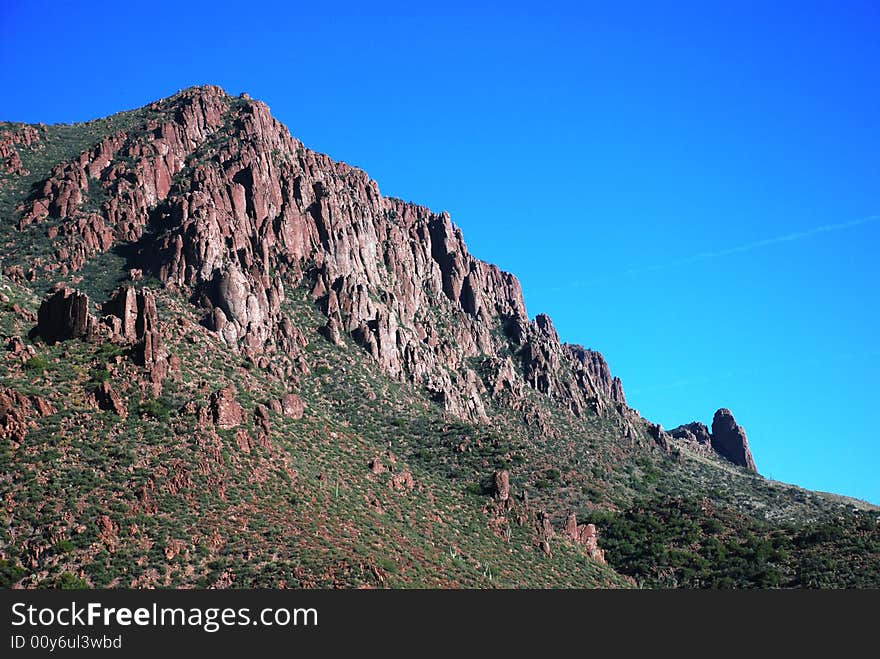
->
(4, 84), (748, 466)
(1, 85), (877, 589)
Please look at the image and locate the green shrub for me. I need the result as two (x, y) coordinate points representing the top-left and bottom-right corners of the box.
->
(138, 398), (171, 422)
(53, 539), (75, 554)
(25, 355), (50, 372)
(90, 367), (111, 383)
(0, 559), (25, 588)
(56, 572), (89, 589)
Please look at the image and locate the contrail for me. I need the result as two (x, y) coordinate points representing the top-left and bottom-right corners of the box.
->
(680, 214), (879, 262)
(566, 214), (880, 288)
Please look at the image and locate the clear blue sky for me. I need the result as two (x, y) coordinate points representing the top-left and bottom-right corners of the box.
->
(2, 1), (878, 503)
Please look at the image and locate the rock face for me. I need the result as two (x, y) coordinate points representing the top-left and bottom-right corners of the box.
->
(210, 386), (244, 429)
(101, 286), (168, 393)
(711, 408), (757, 472)
(35, 286), (95, 343)
(646, 422), (671, 452)
(8, 85), (639, 430)
(8, 86), (759, 474)
(669, 421), (712, 450)
(669, 412), (757, 472)
(279, 393), (304, 420)
(492, 470), (511, 502)
(92, 381), (127, 418)
(669, 421), (714, 453)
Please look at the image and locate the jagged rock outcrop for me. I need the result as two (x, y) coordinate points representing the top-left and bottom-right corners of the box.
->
(13, 85), (635, 427)
(669, 410), (757, 471)
(92, 381), (127, 418)
(535, 510), (555, 556)
(670, 421), (712, 448)
(669, 421), (713, 456)
(254, 403), (271, 434)
(102, 286), (168, 393)
(279, 393), (304, 420)
(563, 513), (606, 563)
(646, 422), (671, 452)
(0, 124), (44, 176)
(6, 336), (35, 361)
(210, 385), (244, 429)
(0, 388), (55, 447)
(711, 408), (757, 472)
(492, 470), (511, 502)
(34, 286), (95, 343)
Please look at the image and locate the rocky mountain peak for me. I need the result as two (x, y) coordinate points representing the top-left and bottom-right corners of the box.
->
(10, 86), (640, 429)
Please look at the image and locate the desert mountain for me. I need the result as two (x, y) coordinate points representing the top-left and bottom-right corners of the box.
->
(0, 87), (876, 588)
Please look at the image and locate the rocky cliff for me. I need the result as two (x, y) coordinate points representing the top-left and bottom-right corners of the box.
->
(8, 85), (639, 429)
(3, 86), (876, 593)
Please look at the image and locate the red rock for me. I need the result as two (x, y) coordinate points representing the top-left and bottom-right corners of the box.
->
(711, 408), (757, 472)
(235, 429), (252, 453)
(390, 470), (414, 492)
(32, 395), (55, 417)
(253, 404), (271, 434)
(93, 381), (127, 418)
(3, 265), (25, 283)
(96, 515), (118, 552)
(493, 470), (511, 502)
(319, 315), (343, 346)
(101, 286), (167, 393)
(210, 385), (244, 429)
(279, 393), (304, 419)
(10, 86), (643, 429)
(6, 336), (30, 356)
(0, 388), (35, 447)
(562, 512), (606, 563)
(35, 286), (95, 344)
(3, 151), (26, 176)
(647, 422), (671, 452)
(670, 421), (712, 450)
(0, 126), (40, 175)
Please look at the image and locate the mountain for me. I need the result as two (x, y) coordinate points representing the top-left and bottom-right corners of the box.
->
(1, 86), (877, 589)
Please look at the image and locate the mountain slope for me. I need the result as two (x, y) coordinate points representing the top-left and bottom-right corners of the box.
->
(1, 87), (877, 588)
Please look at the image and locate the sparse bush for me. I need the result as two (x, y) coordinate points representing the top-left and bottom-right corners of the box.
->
(25, 355), (50, 372)
(55, 572), (88, 589)
(0, 559), (25, 588)
(138, 398), (172, 422)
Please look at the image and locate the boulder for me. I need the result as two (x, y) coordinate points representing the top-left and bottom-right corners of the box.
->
(279, 393), (304, 419)
(210, 386), (244, 429)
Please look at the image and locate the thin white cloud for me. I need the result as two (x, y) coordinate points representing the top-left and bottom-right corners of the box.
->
(564, 214), (880, 289)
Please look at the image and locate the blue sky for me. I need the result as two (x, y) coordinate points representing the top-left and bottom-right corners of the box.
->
(2, 1), (878, 503)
